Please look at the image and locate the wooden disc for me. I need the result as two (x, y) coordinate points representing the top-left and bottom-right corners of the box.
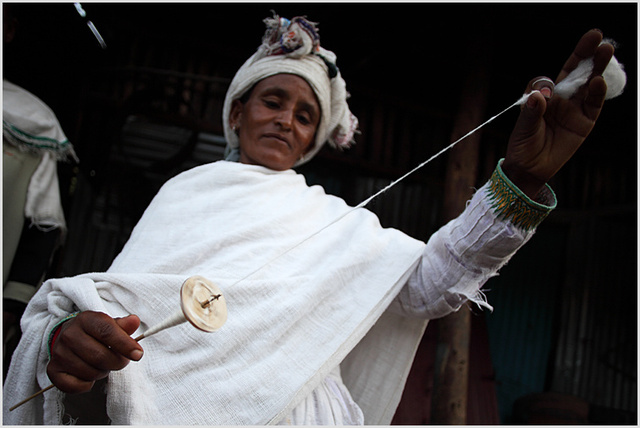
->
(180, 276), (227, 332)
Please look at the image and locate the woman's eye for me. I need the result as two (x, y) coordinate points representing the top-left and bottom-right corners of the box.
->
(297, 114), (311, 125)
(263, 98), (279, 109)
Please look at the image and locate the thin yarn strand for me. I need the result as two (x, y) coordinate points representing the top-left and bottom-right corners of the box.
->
(228, 92), (532, 288)
(355, 93), (531, 209)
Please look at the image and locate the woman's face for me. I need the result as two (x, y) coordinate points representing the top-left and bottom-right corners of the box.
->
(230, 74), (321, 171)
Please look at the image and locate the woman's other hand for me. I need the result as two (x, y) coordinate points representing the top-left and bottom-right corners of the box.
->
(46, 311), (143, 393)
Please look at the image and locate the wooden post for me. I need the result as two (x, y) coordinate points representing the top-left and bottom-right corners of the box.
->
(430, 62), (488, 425)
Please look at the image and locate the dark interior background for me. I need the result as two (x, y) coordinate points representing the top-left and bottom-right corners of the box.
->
(3, 2), (637, 424)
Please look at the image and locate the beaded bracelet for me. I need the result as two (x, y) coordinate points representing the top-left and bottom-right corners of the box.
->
(486, 159), (557, 231)
(47, 312), (80, 358)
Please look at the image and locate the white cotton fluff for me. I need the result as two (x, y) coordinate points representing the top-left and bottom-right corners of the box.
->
(601, 54), (627, 99)
(555, 40), (627, 100)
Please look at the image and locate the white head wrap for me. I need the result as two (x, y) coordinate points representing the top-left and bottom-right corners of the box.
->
(222, 14), (358, 166)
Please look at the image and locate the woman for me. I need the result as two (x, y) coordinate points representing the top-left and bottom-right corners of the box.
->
(4, 15), (616, 425)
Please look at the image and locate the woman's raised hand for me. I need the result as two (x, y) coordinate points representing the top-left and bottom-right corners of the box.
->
(502, 29), (615, 198)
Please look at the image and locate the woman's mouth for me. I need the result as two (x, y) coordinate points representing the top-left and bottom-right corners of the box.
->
(263, 133), (291, 149)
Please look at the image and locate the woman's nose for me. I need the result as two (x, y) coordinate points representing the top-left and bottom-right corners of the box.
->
(275, 108), (293, 129)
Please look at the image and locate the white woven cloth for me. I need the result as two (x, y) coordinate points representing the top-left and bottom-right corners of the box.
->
(4, 161), (427, 425)
(2, 79), (77, 231)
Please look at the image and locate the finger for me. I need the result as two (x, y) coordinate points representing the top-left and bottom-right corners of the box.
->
(71, 312), (143, 364)
(53, 318), (130, 373)
(115, 314), (142, 337)
(47, 344), (109, 393)
(583, 75), (607, 121)
(48, 352), (110, 387)
(556, 29), (603, 82)
(72, 334), (134, 372)
(114, 315), (144, 360)
(47, 369), (96, 394)
(82, 312), (144, 362)
(87, 315), (143, 362)
(511, 90), (547, 143)
(520, 76), (554, 113)
(591, 41), (615, 77)
(530, 76), (555, 99)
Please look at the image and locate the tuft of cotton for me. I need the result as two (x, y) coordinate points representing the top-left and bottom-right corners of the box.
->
(555, 39), (627, 100)
(602, 54), (627, 99)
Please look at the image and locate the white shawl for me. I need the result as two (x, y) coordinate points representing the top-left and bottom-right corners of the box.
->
(4, 161), (427, 425)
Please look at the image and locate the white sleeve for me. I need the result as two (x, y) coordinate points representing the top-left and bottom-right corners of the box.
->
(390, 159), (556, 319)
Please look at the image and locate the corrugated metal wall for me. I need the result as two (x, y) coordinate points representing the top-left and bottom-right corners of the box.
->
(550, 210), (637, 418)
(484, 221), (568, 423)
(484, 205), (637, 423)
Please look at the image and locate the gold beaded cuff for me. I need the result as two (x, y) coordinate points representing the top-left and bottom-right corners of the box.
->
(486, 159), (557, 231)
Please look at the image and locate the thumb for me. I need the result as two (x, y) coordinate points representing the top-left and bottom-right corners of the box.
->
(513, 91), (547, 140)
(115, 314), (141, 336)
(524, 90), (547, 121)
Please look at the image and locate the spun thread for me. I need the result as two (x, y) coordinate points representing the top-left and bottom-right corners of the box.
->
(229, 92), (533, 288)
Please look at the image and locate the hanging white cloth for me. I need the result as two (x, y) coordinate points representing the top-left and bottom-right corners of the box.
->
(3, 79), (77, 232)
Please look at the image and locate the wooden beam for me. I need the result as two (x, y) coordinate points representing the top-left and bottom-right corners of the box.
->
(430, 58), (488, 425)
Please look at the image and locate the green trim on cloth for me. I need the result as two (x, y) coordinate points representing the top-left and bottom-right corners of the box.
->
(486, 159), (557, 231)
(3, 120), (73, 157)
